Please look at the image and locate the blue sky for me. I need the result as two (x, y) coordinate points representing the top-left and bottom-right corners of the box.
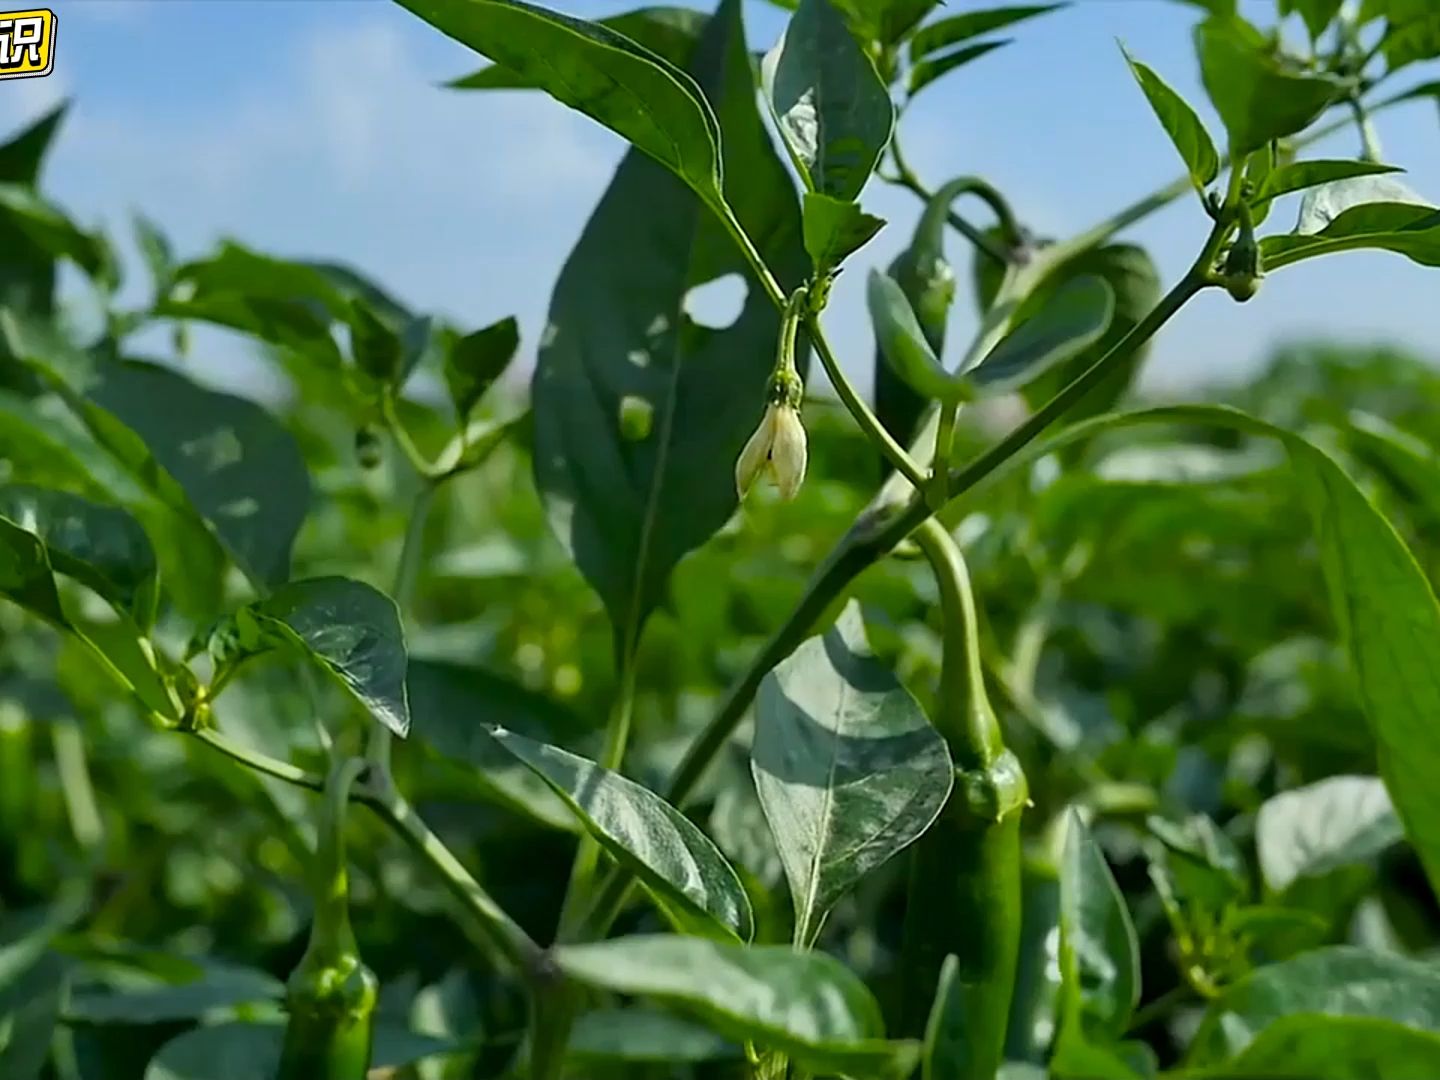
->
(5, 0), (1438, 403)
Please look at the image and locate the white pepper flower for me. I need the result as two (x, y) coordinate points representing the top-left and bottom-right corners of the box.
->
(736, 371), (807, 501)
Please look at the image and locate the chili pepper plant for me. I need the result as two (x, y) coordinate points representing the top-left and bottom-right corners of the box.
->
(2, 0), (1440, 1078)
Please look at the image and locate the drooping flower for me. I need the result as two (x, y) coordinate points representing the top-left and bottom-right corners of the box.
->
(736, 371), (807, 501)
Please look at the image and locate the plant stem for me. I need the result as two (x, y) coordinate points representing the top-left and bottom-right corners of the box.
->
(805, 314), (928, 489)
(887, 134), (1016, 265)
(191, 728), (326, 790)
(364, 776), (547, 979)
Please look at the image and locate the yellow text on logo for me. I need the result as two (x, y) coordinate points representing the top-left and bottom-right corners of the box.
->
(0, 9), (55, 80)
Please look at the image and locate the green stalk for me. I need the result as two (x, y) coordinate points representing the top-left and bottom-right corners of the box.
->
(900, 519), (1027, 1068)
(279, 757), (377, 1080)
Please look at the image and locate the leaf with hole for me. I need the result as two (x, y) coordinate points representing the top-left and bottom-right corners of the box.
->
(752, 599), (953, 945)
(490, 727), (752, 940)
(531, 0), (807, 656)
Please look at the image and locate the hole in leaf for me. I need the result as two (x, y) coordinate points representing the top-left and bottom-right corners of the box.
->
(682, 273), (747, 330)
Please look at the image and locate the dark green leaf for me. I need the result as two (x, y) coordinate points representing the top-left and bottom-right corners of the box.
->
(443, 315), (519, 420)
(868, 268), (969, 404)
(1195, 16), (1340, 154)
(346, 297), (404, 383)
(0, 102), (66, 186)
(1256, 776), (1403, 893)
(172, 241), (351, 319)
(0, 891), (86, 989)
(531, 0), (807, 654)
(408, 658), (579, 831)
(395, 0), (723, 206)
(1122, 47), (1219, 190)
(253, 576), (411, 738)
(968, 275), (1115, 395)
(68, 963), (283, 1024)
(0, 514), (67, 627)
(802, 191), (885, 274)
(909, 4), (1064, 61)
(0, 485), (157, 624)
(1251, 159), (1405, 206)
(1218, 1014), (1440, 1079)
(448, 5), (708, 88)
(143, 1021), (458, 1079)
(490, 727), (753, 940)
(0, 105), (67, 352)
(568, 1007), (742, 1063)
(1189, 948), (1440, 1062)
(907, 40), (1010, 98)
(752, 600), (953, 944)
(762, 0), (895, 200)
(1261, 201), (1440, 269)
(153, 294), (342, 369)
(1058, 812), (1140, 1043)
(829, 0), (937, 43)
(555, 935), (920, 1077)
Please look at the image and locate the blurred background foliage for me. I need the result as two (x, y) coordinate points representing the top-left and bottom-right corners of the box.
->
(1, 20), (1440, 1079)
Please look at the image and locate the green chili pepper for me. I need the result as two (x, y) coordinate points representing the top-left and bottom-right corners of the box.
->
(901, 519), (1028, 1080)
(278, 757), (377, 1080)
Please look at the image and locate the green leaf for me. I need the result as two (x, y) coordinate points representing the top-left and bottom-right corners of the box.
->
(1293, 174), (1431, 235)
(1251, 159), (1405, 207)
(1256, 776), (1402, 894)
(394, 0), (723, 207)
(0, 891), (86, 989)
(144, 1021), (458, 1079)
(1261, 201), (1440, 270)
(907, 39), (1010, 98)
(1346, 411), (1440, 528)
(568, 1007), (742, 1063)
(0, 485), (157, 625)
(0, 184), (115, 289)
(442, 315), (519, 421)
(960, 405), (1440, 904)
(752, 600), (953, 945)
(1057, 812), (1140, 1044)
(0, 514), (67, 628)
(1194, 16), (1340, 154)
(133, 212), (175, 297)
(1122, 47), (1219, 190)
(555, 935), (920, 1077)
(448, 5), (708, 88)
(876, 177), (975, 451)
(868, 268), (970, 405)
(489, 727), (753, 940)
(761, 0), (895, 201)
(1279, 0), (1346, 39)
(803, 191), (885, 274)
(407, 658), (580, 832)
(1, 318), (310, 591)
(0, 952), (64, 1080)
(171, 241), (351, 319)
(252, 576), (411, 738)
(1189, 948), (1440, 1063)
(346, 297), (405, 383)
(968, 275), (1115, 395)
(0, 105), (67, 347)
(531, 0), (807, 656)
(1217, 1014), (1440, 1079)
(909, 5), (1064, 61)
(67, 962), (283, 1024)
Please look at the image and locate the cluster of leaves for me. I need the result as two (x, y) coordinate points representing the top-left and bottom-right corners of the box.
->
(0, 0), (1439, 1078)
